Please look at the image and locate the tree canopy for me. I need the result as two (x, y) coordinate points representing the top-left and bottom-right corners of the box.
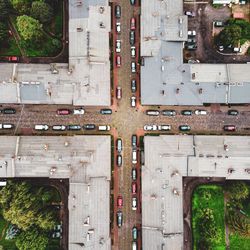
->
(0, 0), (11, 20)
(217, 24), (242, 47)
(11, 0), (32, 15)
(31, 1), (53, 24)
(0, 22), (8, 45)
(16, 15), (43, 41)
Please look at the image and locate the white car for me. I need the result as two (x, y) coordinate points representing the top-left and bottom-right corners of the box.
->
(131, 61), (136, 73)
(131, 46), (136, 58)
(131, 96), (136, 107)
(132, 197), (137, 211)
(116, 40), (121, 53)
(73, 108), (85, 115)
(143, 125), (157, 131)
(52, 125), (66, 131)
(187, 30), (196, 36)
(116, 22), (121, 33)
(194, 110), (207, 115)
(0, 123), (14, 129)
(158, 125), (171, 131)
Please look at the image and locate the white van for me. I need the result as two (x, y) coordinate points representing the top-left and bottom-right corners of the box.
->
(35, 125), (49, 131)
(0, 124), (14, 129)
(98, 125), (110, 131)
(132, 149), (137, 164)
(132, 241), (137, 250)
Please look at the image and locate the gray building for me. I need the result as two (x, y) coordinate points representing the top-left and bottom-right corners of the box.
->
(0, 135), (111, 250)
(140, 0), (250, 105)
(0, 0), (111, 106)
(142, 135), (250, 249)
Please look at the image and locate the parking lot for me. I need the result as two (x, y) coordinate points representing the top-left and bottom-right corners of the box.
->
(183, 1), (250, 63)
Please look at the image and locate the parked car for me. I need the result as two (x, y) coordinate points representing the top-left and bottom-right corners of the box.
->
(181, 110), (192, 116)
(117, 155), (122, 167)
(131, 79), (137, 93)
(194, 110), (207, 115)
(117, 138), (122, 153)
(214, 21), (224, 27)
(8, 56), (19, 62)
(0, 124), (14, 129)
(132, 227), (138, 240)
(115, 5), (121, 18)
(131, 96), (136, 107)
(146, 110), (160, 116)
(130, 17), (136, 30)
(132, 149), (137, 164)
(185, 11), (195, 17)
(132, 168), (137, 180)
(117, 211), (123, 228)
(116, 22), (121, 33)
(116, 86), (122, 99)
(67, 125), (81, 130)
(117, 196), (123, 208)
(98, 125), (111, 131)
(73, 108), (85, 115)
(52, 125), (66, 131)
(228, 110), (238, 116)
(130, 31), (135, 45)
(131, 61), (136, 73)
(158, 125), (171, 131)
(132, 197), (137, 211)
(233, 47), (242, 53)
(187, 38), (197, 44)
(35, 124), (49, 131)
(179, 125), (191, 131)
(132, 182), (137, 194)
(130, 0), (136, 5)
(57, 109), (71, 115)
(83, 124), (96, 130)
(100, 109), (112, 115)
(132, 241), (137, 250)
(162, 110), (176, 116)
(218, 45), (224, 51)
(116, 55), (121, 67)
(116, 39), (121, 53)
(144, 125), (157, 131)
(131, 46), (136, 58)
(2, 108), (16, 114)
(186, 44), (197, 50)
(132, 135), (137, 148)
(223, 125), (236, 131)
(187, 30), (196, 36)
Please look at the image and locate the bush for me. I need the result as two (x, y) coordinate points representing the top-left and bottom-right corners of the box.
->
(31, 1), (53, 24)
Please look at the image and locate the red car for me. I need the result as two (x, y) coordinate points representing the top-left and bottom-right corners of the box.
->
(117, 195), (123, 208)
(130, 17), (136, 30)
(8, 56), (19, 62)
(116, 55), (121, 67)
(132, 182), (137, 194)
(223, 125), (236, 131)
(57, 109), (71, 115)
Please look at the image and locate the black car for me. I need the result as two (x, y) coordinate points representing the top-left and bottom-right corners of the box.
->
(179, 125), (191, 131)
(117, 211), (123, 228)
(83, 124), (96, 130)
(181, 110), (192, 116)
(2, 108), (16, 114)
(130, 0), (136, 5)
(228, 110), (239, 116)
(131, 79), (136, 93)
(162, 110), (176, 116)
(67, 125), (81, 131)
(130, 31), (135, 45)
(100, 109), (112, 115)
(115, 5), (121, 18)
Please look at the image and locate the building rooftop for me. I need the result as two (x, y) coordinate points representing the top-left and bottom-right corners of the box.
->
(0, 0), (111, 106)
(142, 135), (250, 249)
(140, 0), (250, 105)
(0, 135), (111, 250)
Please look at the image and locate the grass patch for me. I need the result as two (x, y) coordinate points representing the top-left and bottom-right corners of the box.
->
(192, 184), (226, 250)
(229, 234), (250, 250)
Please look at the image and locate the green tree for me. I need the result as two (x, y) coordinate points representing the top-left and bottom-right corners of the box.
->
(0, 0), (10, 19)
(0, 22), (8, 45)
(16, 228), (49, 250)
(225, 181), (249, 201)
(11, 0), (31, 15)
(16, 15), (43, 41)
(217, 25), (242, 47)
(31, 1), (53, 24)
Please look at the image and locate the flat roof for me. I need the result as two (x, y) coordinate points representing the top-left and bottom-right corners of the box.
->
(0, 0), (111, 106)
(142, 135), (250, 249)
(0, 135), (111, 250)
(140, 0), (250, 105)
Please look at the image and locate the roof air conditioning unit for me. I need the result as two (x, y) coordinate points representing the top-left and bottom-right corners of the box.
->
(99, 7), (104, 13)
(77, 27), (83, 32)
(99, 22), (105, 28)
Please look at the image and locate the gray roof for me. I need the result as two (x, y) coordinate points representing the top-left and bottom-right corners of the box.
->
(140, 0), (250, 105)
(142, 135), (250, 249)
(0, 135), (111, 250)
(0, 0), (111, 106)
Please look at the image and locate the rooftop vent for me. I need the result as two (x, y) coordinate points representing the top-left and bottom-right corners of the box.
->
(99, 6), (104, 13)
(77, 27), (83, 32)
